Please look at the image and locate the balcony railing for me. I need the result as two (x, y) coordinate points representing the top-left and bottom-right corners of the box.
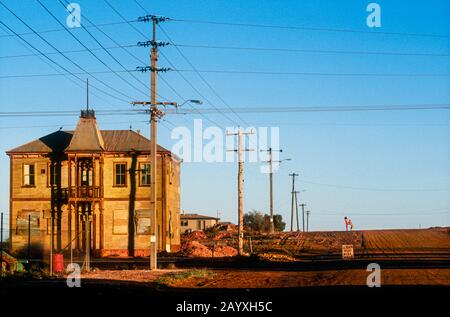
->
(51, 187), (69, 203)
(69, 186), (101, 199)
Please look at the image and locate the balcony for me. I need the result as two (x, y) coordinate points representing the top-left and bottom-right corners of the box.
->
(69, 186), (101, 199)
(51, 187), (69, 204)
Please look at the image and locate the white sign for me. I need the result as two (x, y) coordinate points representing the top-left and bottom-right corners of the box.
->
(150, 235), (156, 243)
(342, 244), (354, 259)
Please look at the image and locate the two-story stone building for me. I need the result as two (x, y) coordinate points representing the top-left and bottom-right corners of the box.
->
(6, 109), (181, 257)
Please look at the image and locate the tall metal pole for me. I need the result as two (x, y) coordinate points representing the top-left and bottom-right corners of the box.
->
(294, 191), (299, 231)
(1, 212), (3, 273)
(50, 211), (53, 276)
(268, 148), (274, 233)
(289, 173), (298, 231)
(86, 214), (91, 272)
(28, 214), (31, 264)
(306, 210), (310, 232)
(300, 203), (307, 232)
(149, 17), (158, 270)
(261, 148), (286, 233)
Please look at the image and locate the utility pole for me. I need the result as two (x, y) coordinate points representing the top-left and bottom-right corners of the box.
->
(299, 203), (307, 232)
(261, 149), (289, 233)
(294, 191), (300, 231)
(1, 212), (3, 275)
(289, 173), (299, 231)
(132, 15), (201, 269)
(131, 15), (169, 270)
(227, 128), (253, 255)
(306, 210), (311, 232)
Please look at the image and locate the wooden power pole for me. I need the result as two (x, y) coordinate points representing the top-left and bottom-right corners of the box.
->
(299, 203), (307, 232)
(131, 15), (171, 270)
(228, 128), (253, 255)
(261, 148), (287, 233)
(306, 210), (311, 232)
(289, 173), (298, 231)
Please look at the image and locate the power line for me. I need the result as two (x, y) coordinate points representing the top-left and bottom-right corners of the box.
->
(0, 1), (134, 102)
(171, 18), (450, 39)
(173, 69), (450, 77)
(128, 2), (231, 128)
(0, 19), (129, 103)
(3, 42), (447, 60)
(0, 103), (448, 117)
(0, 20), (139, 39)
(0, 23), (116, 106)
(159, 24), (251, 127)
(0, 70), (138, 79)
(312, 207), (450, 216)
(37, 0), (148, 97)
(168, 104), (450, 113)
(173, 43), (450, 58)
(100, 0), (202, 125)
(302, 180), (450, 192)
(0, 44), (138, 60)
(96, 0), (173, 102)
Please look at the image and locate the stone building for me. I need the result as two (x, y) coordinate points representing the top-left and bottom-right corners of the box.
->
(6, 109), (181, 257)
(180, 213), (219, 233)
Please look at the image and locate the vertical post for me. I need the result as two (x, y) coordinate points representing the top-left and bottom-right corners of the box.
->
(268, 148), (274, 233)
(1, 212), (3, 273)
(237, 129), (244, 255)
(306, 210), (310, 232)
(294, 191), (299, 231)
(50, 211), (53, 276)
(28, 214), (31, 264)
(149, 16), (158, 270)
(85, 214), (90, 272)
(289, 173), (298, 231)
(300, 203), (307, 232)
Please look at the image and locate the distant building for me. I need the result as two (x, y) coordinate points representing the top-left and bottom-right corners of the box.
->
(180, 213), (219, 232)
(6, 109), (181, 256)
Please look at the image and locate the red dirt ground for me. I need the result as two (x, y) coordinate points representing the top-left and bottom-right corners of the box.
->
(81, 268), (450, 288)
(178, 227), (450, 259)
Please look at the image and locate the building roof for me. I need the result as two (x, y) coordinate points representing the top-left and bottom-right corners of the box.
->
(180, 213), (220, 220)
(6, 130), (172, 155)
(7, 110), (177, 157)
(66, 116), (105, 152)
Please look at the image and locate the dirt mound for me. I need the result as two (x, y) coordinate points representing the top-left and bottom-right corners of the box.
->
(213, 245), (238, 257)
(213, 230), (235, 241)
(183, 230), (207, 242)
(182, 241), (213, 257)
(180, 241), (238, 258)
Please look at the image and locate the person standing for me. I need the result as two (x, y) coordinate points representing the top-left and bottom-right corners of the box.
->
(344, 217), (354, 231)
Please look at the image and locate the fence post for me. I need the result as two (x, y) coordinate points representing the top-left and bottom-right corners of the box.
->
(28, 214), (31, 265)
(50, 212), (53, 276)
(1, 212), (3, 274)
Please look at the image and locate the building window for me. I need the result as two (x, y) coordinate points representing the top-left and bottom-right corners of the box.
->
(181, 220), (188, 227)
(81, 168), (93, 186)
(140, 163), (151, 186)
(47, 163), (59, 187)
(135, 210), (151, 235)
(114, 163), (127, 187)
(16, 210), (40, 234)
(23, 164), (35, 186)
(197, 220), (204, 230)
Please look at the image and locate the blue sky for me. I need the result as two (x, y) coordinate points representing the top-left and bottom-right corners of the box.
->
(0, 0), (449, 230)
